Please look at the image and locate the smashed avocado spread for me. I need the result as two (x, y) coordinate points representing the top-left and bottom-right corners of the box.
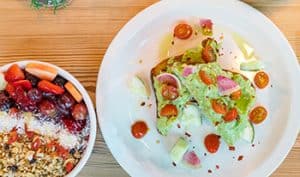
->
(152, 46), (256, 145)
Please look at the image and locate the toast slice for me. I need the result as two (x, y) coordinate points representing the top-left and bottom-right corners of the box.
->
(151, 49), (256, 145)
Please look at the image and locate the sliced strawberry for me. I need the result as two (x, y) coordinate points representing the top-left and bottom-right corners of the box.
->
(12, 80), (32, 90)
(25, 63), (57, 81)
(65, 82), (83, 103)
(38, 80), (64, 95)
(7, 128), (18, 145)
(65, 161), (75, 173)
(5, 84), (16, 99)
(5, 64), (25, 83)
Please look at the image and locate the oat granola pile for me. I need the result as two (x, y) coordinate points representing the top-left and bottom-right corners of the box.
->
(0, 133), (82, 177)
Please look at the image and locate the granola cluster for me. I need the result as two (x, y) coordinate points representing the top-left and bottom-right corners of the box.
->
(0, 133), (82, 177)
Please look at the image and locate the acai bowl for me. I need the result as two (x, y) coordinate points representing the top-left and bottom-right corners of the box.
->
(0, 61), (96, 177)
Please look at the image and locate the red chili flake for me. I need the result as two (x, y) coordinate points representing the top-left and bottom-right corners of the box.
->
(238, 155), (244, 161)
(208, 169), (212, 173)
(177, 124), (181, 128)
(229, 146), (235, 151)
(185, 132), (191, 137)
(171, 41), (175, 45)
(252, 144), (255, 147)
(140, 102), (146, 106)
(172, 162), (176, 167)
(216, 165), (220, 169)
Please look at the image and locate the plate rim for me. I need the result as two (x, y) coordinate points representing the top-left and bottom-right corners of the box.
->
(96, 0), (300, 177)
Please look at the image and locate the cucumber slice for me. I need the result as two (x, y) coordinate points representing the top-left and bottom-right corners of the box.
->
(180, 104), (201, 129)
(240, 60), (264, 71)
(241, 120), (255, 143)
(128, 75), (150, 98)
(170, 137), (189, 164)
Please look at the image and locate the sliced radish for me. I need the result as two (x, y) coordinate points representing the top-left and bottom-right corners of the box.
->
(0, 72), (7, 91)
(156, 73), (181, 89)
(183, 151), (201, 169)
(217, 76), (240, 96)
(200, 19), (213, 29)
(182, 65), (196, 77)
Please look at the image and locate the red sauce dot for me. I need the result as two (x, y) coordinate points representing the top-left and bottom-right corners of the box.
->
(131, 121), (148, 139)
(238, 155), (244, 161)
(229, 146), (235, 151)
(208, 169), (212, 173)
(216, 165), (219, 169)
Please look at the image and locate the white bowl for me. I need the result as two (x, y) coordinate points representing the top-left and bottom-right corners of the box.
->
(0, 60), (96, 177)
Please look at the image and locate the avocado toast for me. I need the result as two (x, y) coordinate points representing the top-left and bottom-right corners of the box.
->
(151, 38), (256, 146)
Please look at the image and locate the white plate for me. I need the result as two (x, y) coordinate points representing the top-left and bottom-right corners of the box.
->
(96, 0), (300, 177)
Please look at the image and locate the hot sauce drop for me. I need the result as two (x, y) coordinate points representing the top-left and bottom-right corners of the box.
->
(131, 121), (149, 139)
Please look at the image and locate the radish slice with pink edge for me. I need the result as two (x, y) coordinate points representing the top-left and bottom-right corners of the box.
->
(183, 151), (201, 169)
(182, 65), (196, 77)
(156, 73), (181, 89)
(217, 75), (240, 96)
(200, 19), (213, 29)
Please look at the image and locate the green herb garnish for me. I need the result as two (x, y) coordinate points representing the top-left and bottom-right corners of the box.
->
(31, 0), (69, 11)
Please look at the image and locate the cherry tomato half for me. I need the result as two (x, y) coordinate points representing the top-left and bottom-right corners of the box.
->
(174, 23), (193, 40)
(131, 121), (149, 139)
(161, 84), (179, 100)
(211, 99), (227, 115)
(160, 104), (178, 117)
(204, 134), (221, 153)
(254, 71), (269, 89)
(199, 70), (214, 85)
(223, 108), (238, 122)
(249, 106), (268, 124)
(230, 89), (242, 100)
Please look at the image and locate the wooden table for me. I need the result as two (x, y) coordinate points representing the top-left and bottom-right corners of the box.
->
(0, 0), (298, 176)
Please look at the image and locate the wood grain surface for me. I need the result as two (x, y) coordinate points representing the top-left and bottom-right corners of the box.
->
(0, 0), (299, 176)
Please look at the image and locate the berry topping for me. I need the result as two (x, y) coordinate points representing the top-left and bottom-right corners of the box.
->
(53, 75), (67, 88)
(5, 64), (25, 83)
(56, 93), (75, 115)
(38, 100), (57, 118)
(25, 71), (40, 87)
(12, 80), (32, 90)
(62, 117), (86, 133)
(28, 88), (42, 103)
(38, 80), (64, 95)
(72, 103), (88, 120)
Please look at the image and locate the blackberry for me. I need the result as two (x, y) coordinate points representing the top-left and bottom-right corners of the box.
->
(0, 91), (13, 111)
(25, 71), (40, 87)
(53, 75), (67, 88)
